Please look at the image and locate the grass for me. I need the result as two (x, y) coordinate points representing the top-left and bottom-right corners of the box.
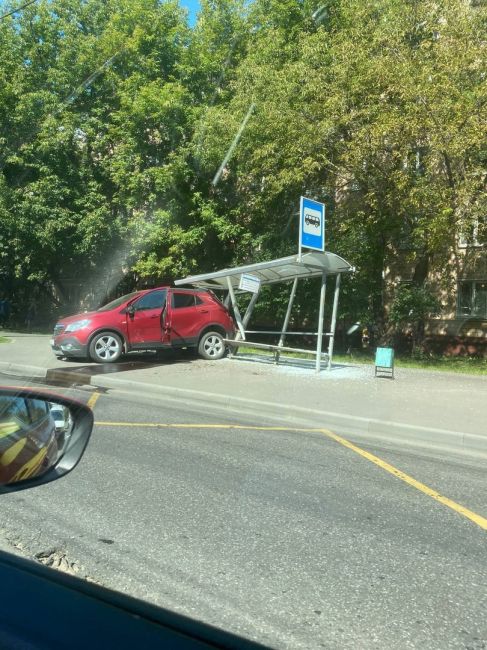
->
(0, 336), (10, 343)
(337, 352), (487, 376)
(235, 345), (487, 376)
(1, 325), (52, 335)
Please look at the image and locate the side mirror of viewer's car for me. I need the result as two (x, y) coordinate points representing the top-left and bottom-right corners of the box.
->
(0, 388), (270, 650)
(0, 388), (93, 492)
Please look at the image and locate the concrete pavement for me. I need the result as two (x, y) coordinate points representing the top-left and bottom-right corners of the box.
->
(1, 331), (486, 457)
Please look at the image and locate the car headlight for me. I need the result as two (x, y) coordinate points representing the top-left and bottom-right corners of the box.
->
(64, 319), (91, 332)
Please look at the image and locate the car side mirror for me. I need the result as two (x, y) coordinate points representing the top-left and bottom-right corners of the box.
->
(0, 388), (93, 493)
(127, 305), (135, 317)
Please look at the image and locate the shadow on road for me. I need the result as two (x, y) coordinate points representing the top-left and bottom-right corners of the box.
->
(59, 349), (194, 374)
(43, 350), (196, 387)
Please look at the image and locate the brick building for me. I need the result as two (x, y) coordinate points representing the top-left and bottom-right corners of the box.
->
(384, 218), (487, 356)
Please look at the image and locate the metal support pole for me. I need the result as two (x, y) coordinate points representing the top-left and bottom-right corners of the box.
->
(243, 290), (260, 329)
(275, 277), (298, 364)
(232, 288), (260, 357)
(327, 273), (341, 370)
(315, 272), (327, 373)
(226, 276), (245, 339)
(224, 292), (231, 309)
(298, 197), (303, 262)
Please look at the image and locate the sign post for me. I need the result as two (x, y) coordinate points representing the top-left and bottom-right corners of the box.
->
(299, 196), (325, 260)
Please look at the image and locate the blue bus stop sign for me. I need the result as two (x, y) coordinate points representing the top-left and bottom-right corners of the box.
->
(299, 196), (325, 252)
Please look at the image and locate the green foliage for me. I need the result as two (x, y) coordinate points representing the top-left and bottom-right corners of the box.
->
(389, 286), (440, 327)
(389, 283), (440, 351)
(0, 0), (485, 332)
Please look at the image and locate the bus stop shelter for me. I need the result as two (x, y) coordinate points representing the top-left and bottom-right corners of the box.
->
(175, 251), (354, 372)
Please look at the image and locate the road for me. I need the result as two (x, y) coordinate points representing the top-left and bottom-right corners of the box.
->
(1, 382), (486, 649)
(2, 332), (487, 458)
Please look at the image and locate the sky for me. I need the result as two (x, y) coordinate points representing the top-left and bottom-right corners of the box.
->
(179, 0), (200, 26)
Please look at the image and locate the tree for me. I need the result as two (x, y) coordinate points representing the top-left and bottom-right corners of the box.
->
(1, 0), (485, 338)
(193, 0), (486, 326)
(389, 285), (440, 352)
(0, 0), (190, 316)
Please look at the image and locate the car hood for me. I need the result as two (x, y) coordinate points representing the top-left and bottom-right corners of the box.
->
(57, 311), (101, 325)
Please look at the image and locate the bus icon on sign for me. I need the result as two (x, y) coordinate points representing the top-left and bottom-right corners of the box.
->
(305, 214), (320, 228)
(303, 206), (322, 236)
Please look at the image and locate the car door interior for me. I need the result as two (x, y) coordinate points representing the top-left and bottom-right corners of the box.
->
(0, 549), (270, 649)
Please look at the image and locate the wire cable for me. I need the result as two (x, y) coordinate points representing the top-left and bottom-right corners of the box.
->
(0, 0), (38, 21)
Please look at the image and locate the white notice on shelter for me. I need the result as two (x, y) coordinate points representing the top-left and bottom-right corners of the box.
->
(238, 274), (261, 293)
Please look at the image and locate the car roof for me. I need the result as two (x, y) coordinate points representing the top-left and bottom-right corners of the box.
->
(144, 287), (207, 294)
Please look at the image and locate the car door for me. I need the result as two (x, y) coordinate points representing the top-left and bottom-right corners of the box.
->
(126, 290), (168, 347)
(168, 291), (209, 346)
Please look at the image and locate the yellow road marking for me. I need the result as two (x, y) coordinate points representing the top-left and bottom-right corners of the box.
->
(95, 421), (320, 432)
(10, 447), (48, 482)
(319, 428), (487, 532)
(0, 422), (20, 439)
(0, 438), (27, 466)
(92, 420), (487, 531)
(87, 391), (101, 409)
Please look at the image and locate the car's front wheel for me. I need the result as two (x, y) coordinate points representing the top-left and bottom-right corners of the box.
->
(198, 331), (226, 360)
(89, 332), (123, 363)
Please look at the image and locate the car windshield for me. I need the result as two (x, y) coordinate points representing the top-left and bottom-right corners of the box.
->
(1, 0), (486, 648)
(97, 293), (141, 312)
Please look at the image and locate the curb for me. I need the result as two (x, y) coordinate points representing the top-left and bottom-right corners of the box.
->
(0, 362), (47, 379)
(1, 361), (486, 460)
(90, 375), (487, 459)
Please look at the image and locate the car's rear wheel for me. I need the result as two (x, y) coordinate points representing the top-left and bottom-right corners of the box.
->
(198, 331), (226, 360)
(89, 332), (123, 363)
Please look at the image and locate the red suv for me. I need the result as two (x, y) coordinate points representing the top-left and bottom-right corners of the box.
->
(51, 287), (235, 363)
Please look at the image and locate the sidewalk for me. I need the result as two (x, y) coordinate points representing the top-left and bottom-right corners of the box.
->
(1, 331), (486, 457)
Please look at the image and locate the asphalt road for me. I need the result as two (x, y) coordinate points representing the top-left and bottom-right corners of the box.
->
(0, 384), (486, 649)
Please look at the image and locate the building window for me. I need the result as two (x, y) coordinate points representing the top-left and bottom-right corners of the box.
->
(459, 217), (486, 248)
(457, 280), (487, 318)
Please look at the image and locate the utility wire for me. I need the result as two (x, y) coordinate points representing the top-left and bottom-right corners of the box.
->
(0, 0), (38, 21)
